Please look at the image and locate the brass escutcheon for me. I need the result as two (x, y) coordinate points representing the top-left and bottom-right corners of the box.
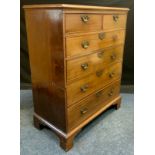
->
(81, 40), (89, 49)
(113, 15), (119, 22)
(108, 89), (114, 97)
(80, 108), (88, 115)
(109, 72), (115, 78)
(80, 84), (89, 92)
(98, 32), (105, 40)
(81, 63), (88, 70)
(81, 15), (89, 23)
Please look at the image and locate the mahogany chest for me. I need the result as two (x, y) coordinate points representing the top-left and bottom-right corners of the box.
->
(24, 4), (129, 151)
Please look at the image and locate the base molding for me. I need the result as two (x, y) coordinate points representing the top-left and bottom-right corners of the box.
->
(34, 113), (67, 138)
(33, 96), (121, 151)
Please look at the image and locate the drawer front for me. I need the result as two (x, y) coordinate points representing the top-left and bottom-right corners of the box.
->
(65, 14), (102, 33)
(67, 45), (124, 82)
(67, 80), (121, 130)
(103, 15), (127, 30)
(67, 62), (122, 106)
(66, 30), (125, 57)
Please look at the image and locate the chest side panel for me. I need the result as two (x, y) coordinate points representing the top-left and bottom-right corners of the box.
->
(25, 9), (66, 132)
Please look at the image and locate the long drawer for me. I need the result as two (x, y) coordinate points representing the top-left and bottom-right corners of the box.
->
(66, 30), (125, 57)
(67, 80), (121, 130)
(66, 62), (122, 106)
(66, 45), (124, 82)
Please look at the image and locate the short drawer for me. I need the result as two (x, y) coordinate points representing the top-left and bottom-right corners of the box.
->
(67, 45), (124, 82)
(103, 14), (127, 30)
(65, 14), (102, 33)
(66, 62), (122, 106)
(67, 80), (120, 130)
(66, 30), (125, 57)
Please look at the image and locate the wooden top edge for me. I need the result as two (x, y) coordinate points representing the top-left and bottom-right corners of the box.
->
(23, 4), (129, 11)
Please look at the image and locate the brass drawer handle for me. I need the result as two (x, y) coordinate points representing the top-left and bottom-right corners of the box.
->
(111, 54), (116, 60)
(96, 90), (103, 97)
(109, 72), (115, 78)
(80, 108), (88, 115)
(98, 32), (105, 40)
(81, 41), (89, 49)
(97, 51), (104, 58)
(113, 15), (119, 22)
(81, 63), (88, 70)
(81, 15), (89, 23)
(108, 89), (114, 97)
(80, 84), (89, 92)
(96, 70), (103, 77)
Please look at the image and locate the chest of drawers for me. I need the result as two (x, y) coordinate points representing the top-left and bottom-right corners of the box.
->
(24, 4), (129, 151)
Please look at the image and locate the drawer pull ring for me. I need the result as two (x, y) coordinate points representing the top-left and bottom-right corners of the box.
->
(108, 89), (114, 97)
(96, 70), (103, 77)
(111, 54), (116, 60)
(81, 15), (89, 23)
(80, 108), (88, 115)
(113, 15), (119, 22)
(80, 84), (89, 92)
(109, 72), (115, 78)
(81, 63), (89, 70)
(108, 92), (113, 97)
(96, 91), (103, 97)
(98, 32), (105, 40)
(81, 41), (89, 49)
(97, 51), (104, 58)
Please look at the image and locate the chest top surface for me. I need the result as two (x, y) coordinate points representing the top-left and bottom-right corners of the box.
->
(23, 4), (129, 11)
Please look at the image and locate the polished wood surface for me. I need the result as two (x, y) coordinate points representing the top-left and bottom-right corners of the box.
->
(66, 30), (125, 57)
(66, 45), (124, 82)
(65, 14), (102, 33)
(23, 4), (129, 11)
(67, 80), (120, 130)
(66, 62), (122, 106)
(24, 4), (129, 151)
(25, 9), (66, 132)
(103, 15), (127, 30)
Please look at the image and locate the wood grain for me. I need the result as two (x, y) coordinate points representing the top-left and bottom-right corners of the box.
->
(66, 45), (124, 82)
(66, 30), (125, 57)
(66, 62), (122, 106)
(23, 4), (129, 12)
(25, 9), (66, 132)
(67, 80), (121, 130)
(65, 14), (102, 33)
(103, 14), (127, 31)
